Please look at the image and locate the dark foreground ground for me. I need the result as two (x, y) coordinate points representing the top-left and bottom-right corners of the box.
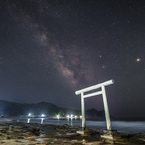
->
(0, 120), (145, 144)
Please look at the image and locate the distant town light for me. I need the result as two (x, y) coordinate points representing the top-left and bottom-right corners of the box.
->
(67, 115), (69, 118)
(28, 113), (31, 117)
(41, 114), (45, 117)
(71, 114), (73, 120)
(75, 116), (77, 118)
(57, 115), (59, 119)
(80, 115), (82, 119)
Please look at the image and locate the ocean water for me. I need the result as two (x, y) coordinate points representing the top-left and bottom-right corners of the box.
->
(14, 118), (145, 135)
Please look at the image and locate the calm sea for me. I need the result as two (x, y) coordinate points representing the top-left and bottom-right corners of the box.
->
(14, 118), (145, 135)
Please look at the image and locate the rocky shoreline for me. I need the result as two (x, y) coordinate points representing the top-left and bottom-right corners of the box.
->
(0, 121), (145, 144)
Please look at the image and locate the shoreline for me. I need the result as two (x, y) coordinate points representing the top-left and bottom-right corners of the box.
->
(0, 121), (145, 144)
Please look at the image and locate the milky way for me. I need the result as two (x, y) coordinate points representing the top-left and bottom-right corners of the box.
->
(5, 0), (99, 89)
(1, 0), (145, 117)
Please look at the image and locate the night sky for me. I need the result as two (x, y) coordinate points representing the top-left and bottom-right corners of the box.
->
(0, 0), (145, 117)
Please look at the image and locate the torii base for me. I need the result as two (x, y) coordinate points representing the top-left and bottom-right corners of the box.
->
(101, 134), (113, 139)
(76, 127), (91, 135)
(101, 129), (117, 139)
(76, 130), (84, 135)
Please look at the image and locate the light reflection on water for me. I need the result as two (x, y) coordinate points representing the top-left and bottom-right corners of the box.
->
(26, 118), (74, 126)
(22, 118), (145, 134)
(41, 118), (44, 124)
(27, 118), (30, 123)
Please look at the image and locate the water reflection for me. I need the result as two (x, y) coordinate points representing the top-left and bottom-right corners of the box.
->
(57, 120), (59, 125)
(71, 120), (73, 126)
(67, 119), (73, 126)
(27, 118), (30, 123)
(41, 118), (44, 124)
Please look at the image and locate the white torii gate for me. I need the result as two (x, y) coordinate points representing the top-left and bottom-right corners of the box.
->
(75, 79), (114, 131)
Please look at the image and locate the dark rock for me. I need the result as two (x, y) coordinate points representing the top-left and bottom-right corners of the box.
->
(129, 137), (144, 144)
(92, 128), (101, 132)
(23, 126), (28, 129)
(111, 130), (118, 136)
(0, 126), (8, 130)
(115, 137), (128, 142)
(30, 128), (40, 136)
(9, 125), (15, 128)
(7, 136), (11, 139)
(15, 140), (21, 142)
(17, 136), (24, 139)
(1, 130), (6, 133)
(63, 124), (69, 127)
(118, 132), (127, 138)
(127, 134), (136, 138)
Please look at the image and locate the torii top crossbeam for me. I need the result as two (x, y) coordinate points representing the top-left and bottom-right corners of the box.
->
(75, 80), (114, 95)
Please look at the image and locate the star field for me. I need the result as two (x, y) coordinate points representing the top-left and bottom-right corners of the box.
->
(0, 0), (145, 117)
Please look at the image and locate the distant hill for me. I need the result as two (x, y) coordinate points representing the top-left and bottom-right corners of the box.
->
(86, 108), (105, 118)
(0, 100), (106, 118)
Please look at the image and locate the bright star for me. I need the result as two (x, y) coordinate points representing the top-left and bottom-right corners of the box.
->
(136, 58), (140, 62)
